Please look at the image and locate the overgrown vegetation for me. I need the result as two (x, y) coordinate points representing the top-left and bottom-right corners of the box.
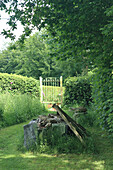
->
(0, 93), (45, 128)
(19, 132), (97, 155)
(0, 73), (43, 128)
(17, 101), (98, 155)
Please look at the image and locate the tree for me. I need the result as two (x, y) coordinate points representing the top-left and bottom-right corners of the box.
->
(0, 44), (21, 74)
(1, 0), (113, 71)
(0, 30), (84, 79)
(0, 2), (111, 51)
(0, 32), (51, 79)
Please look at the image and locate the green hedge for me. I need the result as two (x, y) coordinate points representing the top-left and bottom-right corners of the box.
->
(92, 68), (113, 136)
(0, 73), (40, 97)
(64, 75), (92, 106)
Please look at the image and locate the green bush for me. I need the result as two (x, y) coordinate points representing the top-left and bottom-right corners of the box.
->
(92, 68), (113, 136)
(0, 73), (40, 97)
(64, 74), (92, 106)
(0, 93), (45, 127)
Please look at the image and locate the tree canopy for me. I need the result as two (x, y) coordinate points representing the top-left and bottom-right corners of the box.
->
(0, 31), (83, 79)
(0, 32), (51, 79)
(0, 0), (113, 69)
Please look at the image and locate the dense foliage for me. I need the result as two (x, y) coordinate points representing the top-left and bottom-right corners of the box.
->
(0, 32), (51, 79)
(0, 0), (113, 135)
(1, 1), (113, 70)
(0, 73), (40, 97)
(0, 1), (113, 65)
(0, 32), (83, 79)
(64, 75), (92, 106)
(92, 69), (113, 136)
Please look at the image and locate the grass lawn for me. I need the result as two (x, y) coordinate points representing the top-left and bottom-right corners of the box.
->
(0, 121), (113, 170)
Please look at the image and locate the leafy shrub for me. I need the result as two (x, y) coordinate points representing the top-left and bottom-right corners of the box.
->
(64, 74), (92, 106)
(91, 68), (113, 136)
(0, 93), (45, 127)
(0, 73), (40, 97)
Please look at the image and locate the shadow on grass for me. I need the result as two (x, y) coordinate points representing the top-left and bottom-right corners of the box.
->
(0, 121), (113, 170)
(0, 151), (106, 170)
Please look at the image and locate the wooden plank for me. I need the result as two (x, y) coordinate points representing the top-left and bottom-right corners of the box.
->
(52, 104), (86, 145)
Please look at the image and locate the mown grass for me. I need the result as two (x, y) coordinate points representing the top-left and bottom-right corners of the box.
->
(0, 122), (113, 170)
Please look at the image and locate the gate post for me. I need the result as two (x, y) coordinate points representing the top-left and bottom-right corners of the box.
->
(40, 77), (43, 103)
(60, 76), (63, 104)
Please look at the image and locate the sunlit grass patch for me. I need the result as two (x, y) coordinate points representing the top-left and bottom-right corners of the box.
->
(0, 113), (113, 170)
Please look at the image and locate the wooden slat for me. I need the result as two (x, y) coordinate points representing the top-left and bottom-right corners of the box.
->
(52, 104), (86, 145)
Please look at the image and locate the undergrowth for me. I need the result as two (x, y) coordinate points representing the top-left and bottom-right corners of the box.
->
(17, 103), (99, 155)
(18, 128), (98, 155)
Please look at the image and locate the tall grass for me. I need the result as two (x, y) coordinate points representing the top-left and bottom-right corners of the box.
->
(0, 93), (46, 127)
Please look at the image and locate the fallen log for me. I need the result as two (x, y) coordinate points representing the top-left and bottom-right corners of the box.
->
(52, 104), (87, 146)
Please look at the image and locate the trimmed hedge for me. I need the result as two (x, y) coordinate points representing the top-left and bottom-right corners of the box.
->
(64, 75), (92, 106)
(0, 73), (40, 97)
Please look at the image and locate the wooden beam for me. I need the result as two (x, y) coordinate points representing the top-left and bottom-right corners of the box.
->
(52, 104), (86, 145)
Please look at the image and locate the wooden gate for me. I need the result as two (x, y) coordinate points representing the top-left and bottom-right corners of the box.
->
(40, 76), (63, 105)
